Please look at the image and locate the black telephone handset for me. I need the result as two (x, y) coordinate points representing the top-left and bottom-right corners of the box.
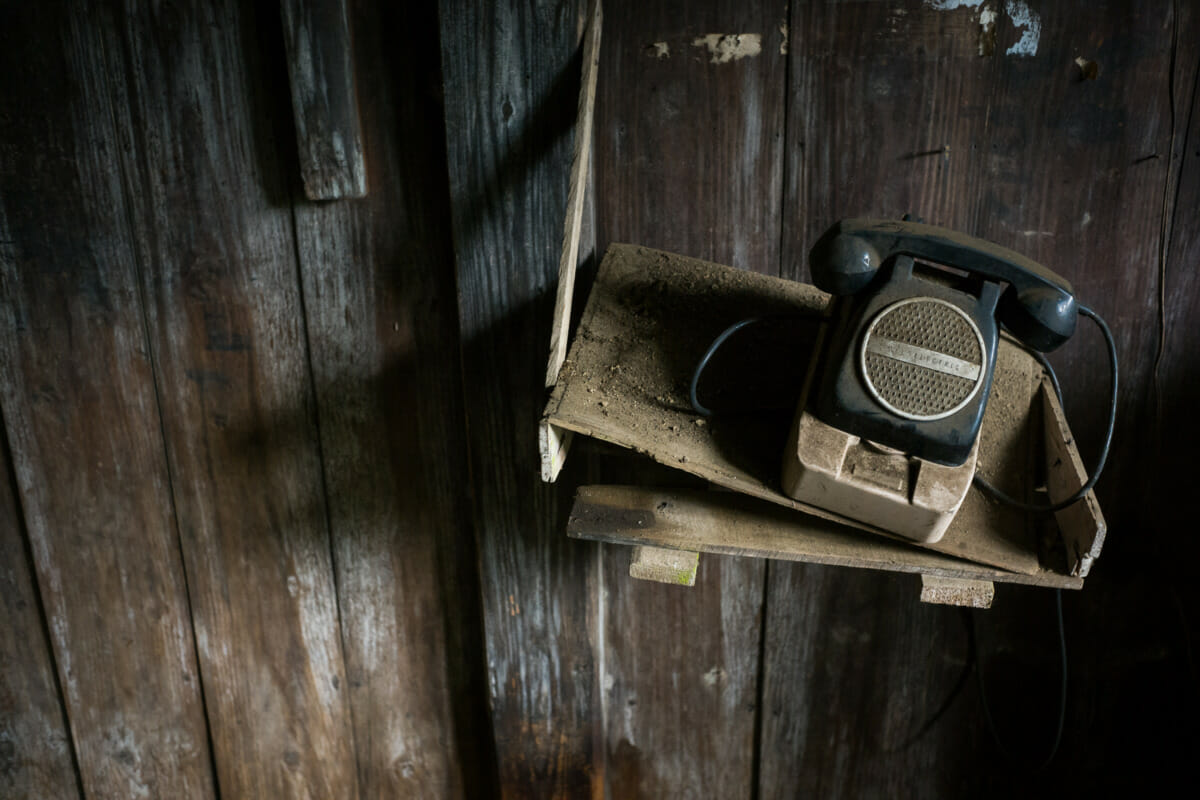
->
(806, 218), (1078, 466)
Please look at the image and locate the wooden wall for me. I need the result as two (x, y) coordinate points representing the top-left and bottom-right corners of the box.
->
(1, 1), (1197, 798)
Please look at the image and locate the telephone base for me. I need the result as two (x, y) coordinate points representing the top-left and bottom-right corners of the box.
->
(781, 409), (977, 544)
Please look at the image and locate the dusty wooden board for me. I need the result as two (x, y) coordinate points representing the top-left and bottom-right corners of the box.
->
(589, 3), (789, 796)
(0, 4), (217, 796)
(289, 0), (494, 795)
(0, 430), (83, 799)
(544, 243), (1044, 574)
(438, 0), (601, 795)
(104, 1), (356, 796)
(279, 0), (367, 199)
(568, 486), (1082, 590)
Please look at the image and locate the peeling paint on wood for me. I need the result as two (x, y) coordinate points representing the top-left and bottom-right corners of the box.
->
(692, 33), (762, 63)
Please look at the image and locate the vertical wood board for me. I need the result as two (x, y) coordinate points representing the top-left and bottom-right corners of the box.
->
(0, 4), (217, 797)
(0, 425), (82, 799)
(290, 0), (495, 795)
(438, 0), (602, 795)
(762, 2), (1198, 794)
(592, 1), (788, 795)
(279, 0), (368, 199)
(101, 1), (357, 796)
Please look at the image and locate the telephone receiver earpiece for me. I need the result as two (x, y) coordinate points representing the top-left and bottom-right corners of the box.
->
(810, 218), (1078, 351)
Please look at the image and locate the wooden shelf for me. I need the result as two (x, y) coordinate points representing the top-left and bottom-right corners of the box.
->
(540, 245), (1105, 606)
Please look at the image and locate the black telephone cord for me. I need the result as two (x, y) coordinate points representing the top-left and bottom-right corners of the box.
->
(690, 307), (1118, 515)
(972, 305), (1117, 512)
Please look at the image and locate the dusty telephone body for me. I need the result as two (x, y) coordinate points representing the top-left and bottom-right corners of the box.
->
(782, 219), (1077, 542)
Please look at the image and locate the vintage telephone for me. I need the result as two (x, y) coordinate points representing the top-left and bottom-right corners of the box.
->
(781, 218), (1090, 542)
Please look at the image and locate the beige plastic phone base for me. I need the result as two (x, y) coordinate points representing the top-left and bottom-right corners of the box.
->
(781, 407), (977, 544)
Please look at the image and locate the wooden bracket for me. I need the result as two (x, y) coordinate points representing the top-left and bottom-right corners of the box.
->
(538, 419), (573, 483)
(919, 575), (995, 608)
(629, 545), (699, 587)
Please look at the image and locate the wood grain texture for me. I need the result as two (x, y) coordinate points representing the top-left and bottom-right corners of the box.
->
(567, 485), (1082, 589)
(438, 0), (602, 795)
(279, 0), (368, 199)
(546, 0), (603, 388)
(99, 1), (356, 796)
(591, 1), (787, 794)
(0, 425), (82, 799)
(291, 0), (495, 795)
(0, 4), (218, 797)
(763, 2), (1199, 794)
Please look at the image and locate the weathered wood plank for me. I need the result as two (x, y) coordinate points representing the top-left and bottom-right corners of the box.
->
(546, 0), (603, 389)
(438, 0), (601, 794)
(101, 1), (356, 796)
(290, 0), (495, 795)
(591, 1), (788, 794)
(0, 428), (82, 799)
(279, 0), (368, 199)
(761, 2), (1193, 794)
(567, 485), (1082, 589)
(0, 5), (218, 798)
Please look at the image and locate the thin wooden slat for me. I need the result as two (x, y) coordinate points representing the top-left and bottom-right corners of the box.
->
(0, 429), (82, 799)
(438, 0), (601, 794)
(0, 5), (218, 798)
(538, 0), (602, 484)
(100, 1), (356, 796)
(567, 486), (1082, 590)
(279, 0), (368, 199)
(546, 0), (602, 389)
(591, 1), (788, 794)
(290, 0), (494, 794)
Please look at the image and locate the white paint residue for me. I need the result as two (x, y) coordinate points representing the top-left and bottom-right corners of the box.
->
(649, 41), (670, 59)
(702, 666), (727, 687)
(779, 23), (788, 55)
(1003, 0), (1040, 56)
(925, 0), (984, 9)
(692, 33), (762, 64)
(1081, 212), (1092, 228)
(979, 7), (997, 56)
